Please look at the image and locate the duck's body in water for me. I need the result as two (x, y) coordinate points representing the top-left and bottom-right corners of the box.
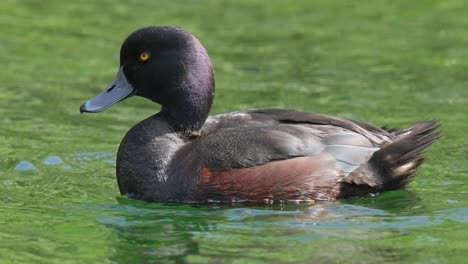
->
(80, 26), (440, 203)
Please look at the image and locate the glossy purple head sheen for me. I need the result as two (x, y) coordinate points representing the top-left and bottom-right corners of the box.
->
(82, 26), (215, 132)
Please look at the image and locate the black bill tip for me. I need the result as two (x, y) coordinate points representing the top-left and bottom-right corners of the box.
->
(80, 103), (87, 114)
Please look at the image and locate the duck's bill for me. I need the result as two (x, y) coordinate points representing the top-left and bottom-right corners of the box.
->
(80, 67), (136, 113)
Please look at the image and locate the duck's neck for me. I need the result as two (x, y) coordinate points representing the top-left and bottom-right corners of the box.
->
(161, 98), (211, 135)
(160, 71), (215, 135)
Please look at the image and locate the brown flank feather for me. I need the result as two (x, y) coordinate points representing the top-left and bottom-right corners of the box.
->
(200, 152), (345, 202)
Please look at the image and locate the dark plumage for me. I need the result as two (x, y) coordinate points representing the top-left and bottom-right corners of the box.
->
(80, 26), (440, 203)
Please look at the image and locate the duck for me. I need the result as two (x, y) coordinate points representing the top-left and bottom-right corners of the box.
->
(80, 26), (440, 203)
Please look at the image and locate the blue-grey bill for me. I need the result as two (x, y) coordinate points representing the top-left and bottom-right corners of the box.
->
(80, 67), (136, 113)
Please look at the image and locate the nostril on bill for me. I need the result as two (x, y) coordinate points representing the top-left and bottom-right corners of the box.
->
(107, 84), (116, 93)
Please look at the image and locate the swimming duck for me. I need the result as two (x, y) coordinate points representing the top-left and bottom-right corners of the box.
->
(80, 26), (439, 203)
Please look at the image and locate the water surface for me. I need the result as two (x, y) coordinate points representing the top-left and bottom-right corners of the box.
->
(1, 1), (467, 263)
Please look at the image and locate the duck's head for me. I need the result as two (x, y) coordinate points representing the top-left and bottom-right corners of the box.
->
(80, 26), (215, 132)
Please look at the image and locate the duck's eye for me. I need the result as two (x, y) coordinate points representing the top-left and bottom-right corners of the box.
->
(139, 52), (150, 62)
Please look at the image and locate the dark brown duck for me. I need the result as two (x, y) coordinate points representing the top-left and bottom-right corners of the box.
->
(80, 26), (440, 203)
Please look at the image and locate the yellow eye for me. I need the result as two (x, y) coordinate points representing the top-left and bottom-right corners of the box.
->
(139, 52), (150, 61)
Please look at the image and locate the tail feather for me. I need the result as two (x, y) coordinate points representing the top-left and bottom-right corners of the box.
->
(389, 120), (440, 172)
(340, 120), (440, 197)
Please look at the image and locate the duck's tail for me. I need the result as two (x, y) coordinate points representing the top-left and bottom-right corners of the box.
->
(340, 120), (440, 197)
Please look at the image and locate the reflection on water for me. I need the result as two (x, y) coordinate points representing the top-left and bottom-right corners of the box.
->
(13, 151), (115, 171)
(15, 160), (37, 170)
(51, 195), (465, 263)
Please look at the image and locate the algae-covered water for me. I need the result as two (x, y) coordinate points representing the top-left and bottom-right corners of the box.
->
(1, 1), (467, 263)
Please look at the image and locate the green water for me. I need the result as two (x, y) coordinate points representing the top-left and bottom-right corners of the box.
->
(1, 0), (467, 263)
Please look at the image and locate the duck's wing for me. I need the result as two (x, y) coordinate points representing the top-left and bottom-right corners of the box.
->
(195, 108), (390, 171)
